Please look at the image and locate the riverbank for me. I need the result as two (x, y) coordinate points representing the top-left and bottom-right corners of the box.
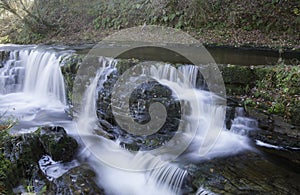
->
(0, 0), (299, 49)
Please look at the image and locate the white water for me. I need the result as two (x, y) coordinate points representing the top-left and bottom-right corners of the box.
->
(76, 59), (255, 195)
(0, 45), (258, 194)
(0, 46), (73, 131)
(39, 155), (79, 181)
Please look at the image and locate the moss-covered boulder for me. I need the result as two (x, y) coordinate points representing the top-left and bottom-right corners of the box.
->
(40, 126), (78, 162)
(60, 54), (82, 104)
(0, 129), (44, 193)
(0, 125), (79, 193)
(218, 64), (255, 95)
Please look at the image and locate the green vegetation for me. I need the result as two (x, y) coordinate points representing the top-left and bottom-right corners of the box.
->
(0, 0), (299, 48)
(220, 63), (300, 126)
(0, 113), (15, 194)
(249, 63), (300, 125)
(60, 54), (83, 104)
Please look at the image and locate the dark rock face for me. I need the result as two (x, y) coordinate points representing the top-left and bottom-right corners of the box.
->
(96, 69), (182, 151)
(52, 164), (105, 195)
(246, 109), (300, 148)
(0, 50), (10, 68)
(184, 151), (300, 194)
(0, 131), (44, 190)
(40, 126), (78, 162)
(0, 126), (79, 194)
(60, 54), (82, 105)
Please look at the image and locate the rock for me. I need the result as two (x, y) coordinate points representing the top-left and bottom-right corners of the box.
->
(52, 164), (105, 195)
(97, 70), (182, 151)
(186, 152), (300, 194)
(0, 130), (45, 193)
(0, 50), (10, 68)
(40, 126), (78, 162)
(0, 125), (80, 193)
(218, 64), (255, 95)
(246, 108), (300, 148)
(60, 54), (82, 105)
(290, 102), (300, 126)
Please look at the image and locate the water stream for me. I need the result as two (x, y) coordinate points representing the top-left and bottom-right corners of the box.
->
(0, 45), (298, 194)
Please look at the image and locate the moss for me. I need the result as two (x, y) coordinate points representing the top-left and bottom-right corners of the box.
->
(115, 58), (139, 75)
(60, 54), (83, 104)
(40, 127), (78, 162)
(0, 129), (14, 194)
(219, 64), (255, 85)
(244, 64), (300, 125)
(0, 153), (12, 194)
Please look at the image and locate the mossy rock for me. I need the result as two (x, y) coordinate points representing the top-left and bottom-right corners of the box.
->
(253, 65), (274, 81)
(60, 54), (83, 104)
(116, 58), (139, 75)
(219, 64), (255, 85)
(52, 164), (105, 195)
(40, 126), (78, 162)
(0, 153), (13, 194)
(225, 83), (251, 96)
(0, 130), (44, 193)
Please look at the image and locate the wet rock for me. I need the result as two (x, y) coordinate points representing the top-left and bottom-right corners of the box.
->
(51, 164), (105, 195)
(0, 130), (45, 193)
(226, 97), (243, 129)
(185, 152), (300, 194)
(60, 54), (82, 105)
(246, 108), (300, 148)
(0, 126), (79, 193)
(0, 50), (10, 68)
(94, 59), (185, 151)
(97, 70), (182, 151)
(40, 126), (78, 162)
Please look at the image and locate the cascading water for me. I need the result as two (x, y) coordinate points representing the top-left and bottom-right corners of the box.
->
(76, 57), (256, 194)
(22, 49), (67, 105)
(0, 50), (25, 94)
(0, 45), (73, 130)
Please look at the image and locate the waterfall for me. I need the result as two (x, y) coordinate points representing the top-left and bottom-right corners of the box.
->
(76, 57), (188, 195)
(0, 46), (69, 105)
(22, 50), (67, 105)
(76, 57), (255, 194)
(0, 45), (73, 130)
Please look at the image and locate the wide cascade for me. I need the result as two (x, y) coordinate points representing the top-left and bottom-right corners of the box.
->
(76, 57), (255, 195)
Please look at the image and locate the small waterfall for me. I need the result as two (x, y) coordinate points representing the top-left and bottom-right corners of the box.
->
(0, 46), (69, 105)
(23, 50), (67, 105)
(230, 107), (258, 136)
(147, 164), (187, 194)
(0, 45), (73, 130)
